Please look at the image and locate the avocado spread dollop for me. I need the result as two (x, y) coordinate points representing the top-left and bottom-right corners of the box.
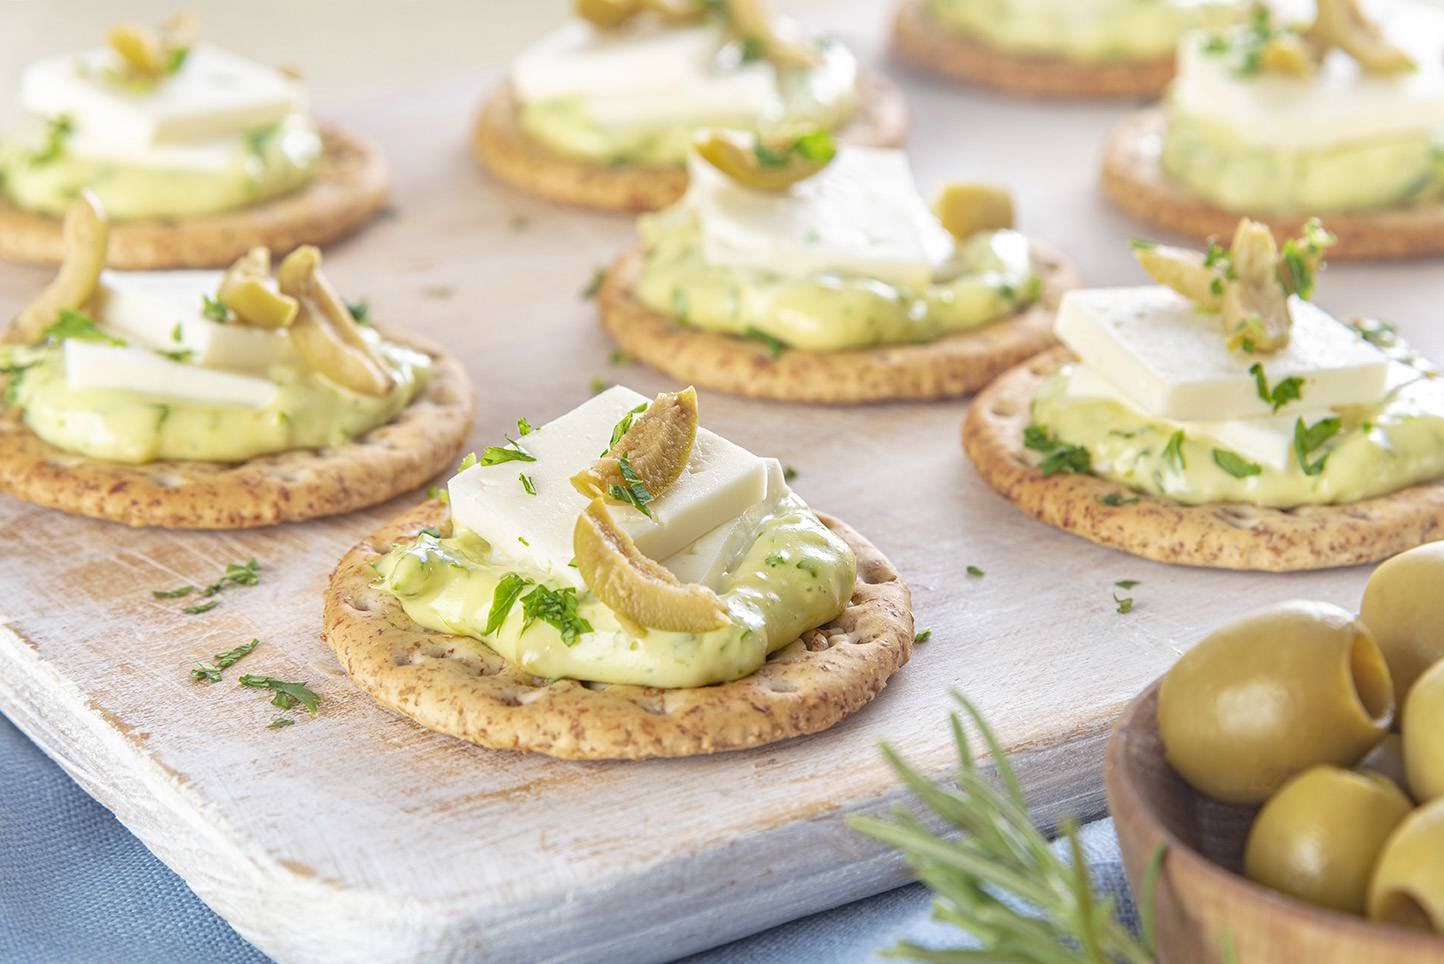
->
(634, 207), (1038, 352)
(375, 492), (856, 689)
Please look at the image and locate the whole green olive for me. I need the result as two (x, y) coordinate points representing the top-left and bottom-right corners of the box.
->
(1361, 541), (1444, 703)
(1404, 659), (1444, 804)
(1369, 797), (1444, 934)
(1244, 766), (1412, 914)
(1157, 600), (1394, 804)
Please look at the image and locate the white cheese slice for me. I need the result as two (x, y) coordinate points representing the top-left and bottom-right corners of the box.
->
(94, 270), (296, 372)
(689, 146), (955, 288)
(1171, 12), (1444, 150)
(1055, 286), (1389, 422)
(663, 458), (787, 588)
(449, 386), (770, 589)
(20, 43), (300, 152)
(510, 21), (780, 128)
(64, 340), (279, 408)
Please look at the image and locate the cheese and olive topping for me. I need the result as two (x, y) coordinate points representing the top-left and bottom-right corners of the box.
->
(632, 139), (1038, 352)
(0, 20), (322, 220)
(1163, 2), (1444, 213)
(376, 387), (856, 688)
(1028, 224), (1444, 508)
(510, 3), (859, 166)
(925, 0), (1248, 64)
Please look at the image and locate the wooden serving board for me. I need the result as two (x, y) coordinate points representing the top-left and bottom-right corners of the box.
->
(3, 4), (1444, 960)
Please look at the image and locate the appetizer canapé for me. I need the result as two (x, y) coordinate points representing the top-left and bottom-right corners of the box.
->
(893, 0), (1248, 98)
(472, 0), (907, 212)
(323, 386), (913, 759)
(1104, 0), (1444, 259)
(598, 132), (1078, 402)
(0, 16), (389, 267)
(964, 220), (1444, 569)
(0, 194), (472, 527)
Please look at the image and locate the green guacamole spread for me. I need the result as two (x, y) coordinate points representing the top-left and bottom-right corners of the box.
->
(2, 336), (429, 464)
(1162, 112), (1444, 214)
(0, 113), (322, 221)
(1031, 364), (1444, 508)
(926, 0), (1246, 63)
(634, 209), (1038, 352)
(375, 492), (856, 688)
(517, 43), (859, 167)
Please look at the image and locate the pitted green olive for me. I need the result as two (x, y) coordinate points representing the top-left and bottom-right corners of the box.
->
(1157, 600), (1394, 804)
(1361, 541), (1444, 703)
(1244, 766), (1412, 914)
(277, 246), (394, 397)
(574, 0), (640, 29)
(693, 128), (836, 192)
(1369, 797), (1444, 934)
(932, 183), (1014, 242)
(219, 247), (299, 329)
(9, 191), (109, 345)
(1358, 733), (1411, 797)
(1404, 660), (1444, 804)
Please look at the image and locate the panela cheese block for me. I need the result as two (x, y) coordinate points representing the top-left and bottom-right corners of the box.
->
(1056, 286), (1389, 422)
(449, 387), (770, 588)
(63, 340), (280, 407)
(687, 145), (955, 288)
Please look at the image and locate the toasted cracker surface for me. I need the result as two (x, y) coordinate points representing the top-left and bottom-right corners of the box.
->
(0, 126), (390, 269)
(470, 72), (910, 213)
(322, 501), (914, 760)
(598, 243), (1078, 403)
(0, 332), (474, 529)
(963, 346), (1444, 571)
(1102, 110), (1444, 262)
(892, 0), (1175, 99)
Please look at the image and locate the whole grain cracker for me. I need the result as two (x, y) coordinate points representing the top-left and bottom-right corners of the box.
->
(892, 0), (1176, 99)
(598, 243), (1079, 403)
(322, 501), (914, 760)
(963, 346), (1444, 571)
(0, 126), (390, 269)
(470, 72), (910, 213)
(1102, 110), (1444, 262)
(0, 332), (474, 529)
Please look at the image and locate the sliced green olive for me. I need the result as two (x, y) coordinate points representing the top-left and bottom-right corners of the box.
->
(725, 0), (822, 68)
(932, 183), (1014, 242)
(641, 0), (707, 23)
(1404, 660), (1444, 804)
(693, 128), (836, 192)
(1132, 244), (1225, 310)
(1258, 35), (1318, 77)
(572, 387), (699, 502)
(1222, 219), (1291, 354)
(1309, 0), (1414, 75)
(108, 23), (167, 76)
(1244, 766), (1412, 915)
(9, 191), (109, 345)
(1369, 798), (1444, 934)
(1157, 600), (1394, 804)
(574, 0), (640, 29)
(277, 246), (394, 397)
(219, 248), (299, 329)
(1361, 541), (1444, 703)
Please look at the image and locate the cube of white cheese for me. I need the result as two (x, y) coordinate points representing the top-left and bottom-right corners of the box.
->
(689, 146), (955, 288)
(64, 341), (279, 408)
(510, 21), (781, 128)
(1055, 287), (1389, 422)
(95, 270), (296, 372)
(20, 44), (300, 152)
(663, 457), (786, 588)
(448, 386), (770, 588)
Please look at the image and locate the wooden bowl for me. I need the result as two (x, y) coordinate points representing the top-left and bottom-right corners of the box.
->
(1105, 679), (1444, 964)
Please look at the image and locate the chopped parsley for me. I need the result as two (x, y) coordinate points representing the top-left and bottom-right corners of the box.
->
(477, 437), (536, 466)
(245, 123), (279, 160)
(608, 452), (654, 518)
(1162, 430), (1186, 471)
(581, 267), (606, 300)
(166, 45), (190, 75)
(202, 294), (229, 323)
(42, 309), (124, 345)
(1128, 238), (1158, 250)
(1115, 580), (1140, 590)
(609, 348), (632, 365)
(519, 585), (593, 646)
(1277, 219), (1334, 299)
(1021, 425), (1091, 477)
(1212, 448), (1262, 478)
(29, 114), (73, 166)
(966, 565), (985, 577)
(765, 553), (786, 567)
(783, 465), (798, 482)
(418, 527), (443, 538)
(1098, 492), (1140, 507)
(914, 629), (932, 643)
(157, 349), (193, 363)
(516, 417), (534, 436)
(743, 326), (787, 359)
(458, 452), (478, 471)
(1248, 363), (1304, 413)
(190, 638), (259, 684)
(603, 402), (649, 455)
(1114, 593), (1135, 615)
(154, 558), (261, 610)
(346, 299), (370, 323)
(239, 675), (321, 715)
(170, 322), (183, 343)
(519, 473), (536, 495)
(267, 717), (294, 730)
(181, 599), (219, 615)
(425, 484), (450, 504)
(754, 129), (836, 168)
(1294, 416), (1342, 476)
(796, 559), (819, 577)
(484, 573), (533, 635)
(590, 376), (607, 394)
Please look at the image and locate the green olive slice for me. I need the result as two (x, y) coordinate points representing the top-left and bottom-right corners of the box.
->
(572, 387), (699, 502)
(693, 128), (836, 192)
(218, 248), (299, 329)
(932, 183), (1015, 242)
(277, 246), (394, 397)
(9, 192), (109, 345)
(1222, 219), (1292, 354)
(574, 0), (640, 28)
(1132, 244), (1225, 311)
(1309, 0), (1414, 75)
(108, 23), (167, 76)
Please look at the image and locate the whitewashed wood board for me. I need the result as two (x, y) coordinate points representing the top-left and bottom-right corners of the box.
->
(3, 4), (1444, 960)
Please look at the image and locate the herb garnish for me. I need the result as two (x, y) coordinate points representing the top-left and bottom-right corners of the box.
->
(519, 585), (592, 646)
(603, 402), (648, 456)
(170, 322), (183, 343)
(590, 376), (607, 394)
(914, 629), (932, 643)
(608, 348), (632, 365)
(484, 573), (533, 635)
(1162, 430), (1187, 471)
(754, 129), (836, 168)
(267, 717), (294, 730)
(1022, 425), (1092, 477)
(765, 553), (785, 567)
(1114, 593), (1135, 614)
(157, 349), (194, 363)
(1248, 363), (1304, 413)
(581, 267), (606, 300)
(743, 326), (787, 359)
(239, 676), (321, 715)
(477, 437), (536, 467)
(245, 123), (279, 160)
(519, 473), (537, 495)
(182, 599), (219, 615)
(1213, 448), (1262, 478)
(1115, 580), (1140, 590)
(458, 452), (478, 471)
(202, 294), (229, 323)
(608, 452), (654, 518)
(190, 638), (259, 683)
(418, 527), (443, 538)
(30, 114), (73, 166)
(42, 309), (124, 345)
(516, 417), (533, 436)
(154, 558), (261, 610)
(1294, 416), (1342, 476)
(345, 299), (370, 323)
(966, 565), (984, 577)
(783, 465), (798, 482)
(1098, 492), (1141, 506)
(1277, 218), (1333, 299)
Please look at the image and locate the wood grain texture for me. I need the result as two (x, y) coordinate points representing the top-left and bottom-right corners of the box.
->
(1, 3), (1443, 960)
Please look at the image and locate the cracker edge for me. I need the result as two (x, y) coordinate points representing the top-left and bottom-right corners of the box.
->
(962, 345), (1444, 571)
(322, 500), (914, 760)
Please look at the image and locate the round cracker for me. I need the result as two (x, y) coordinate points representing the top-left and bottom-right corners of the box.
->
(891, 0), (1176, 99)
(323, 501), (914, 760)
(0, 332), (474, 529)
(470, 72), (910, 213)
(963, 346), (1444, 571)
(598, 243), (1078, 403)
(0, 125), (390, 269)
(1102, 109), (1444, 261)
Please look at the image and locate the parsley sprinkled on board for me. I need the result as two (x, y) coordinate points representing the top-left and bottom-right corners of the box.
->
(519, 473), (537, 496)
(43, 310), (124, 345)
(1098, 492), (1140, 507)
(484, 573), (533, 635)
(1212, 448), (1262, 478)
(1115, 580), (1140, 590)
(520, 585), (592, 646)
(1249, 363), (1303, 413)
(1114, 593), (1135, 614)
(581, 267), (606, 300)
(783, 465), (798, 482)
(1294, 416), (1342, 476)
(1021, 425), (1091, 477)
(1162, 430), (1186, 471)
(202, 294), (229, 323)
(609, 348), (632, 365)
(190, 639), (259, 683)
(154, 558), (261, 612)
(182, 599), (219, 615)
(267, 717), (294, 730)
(743, 326), (787, 359)
(239, 676), (321, 715)
(914, 629), (932, 643)
(590, 376), (607, 394)
(966, 565), (985, 577)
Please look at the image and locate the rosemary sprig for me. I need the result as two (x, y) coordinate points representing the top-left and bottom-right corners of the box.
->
(849, 694), (1155, 964)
